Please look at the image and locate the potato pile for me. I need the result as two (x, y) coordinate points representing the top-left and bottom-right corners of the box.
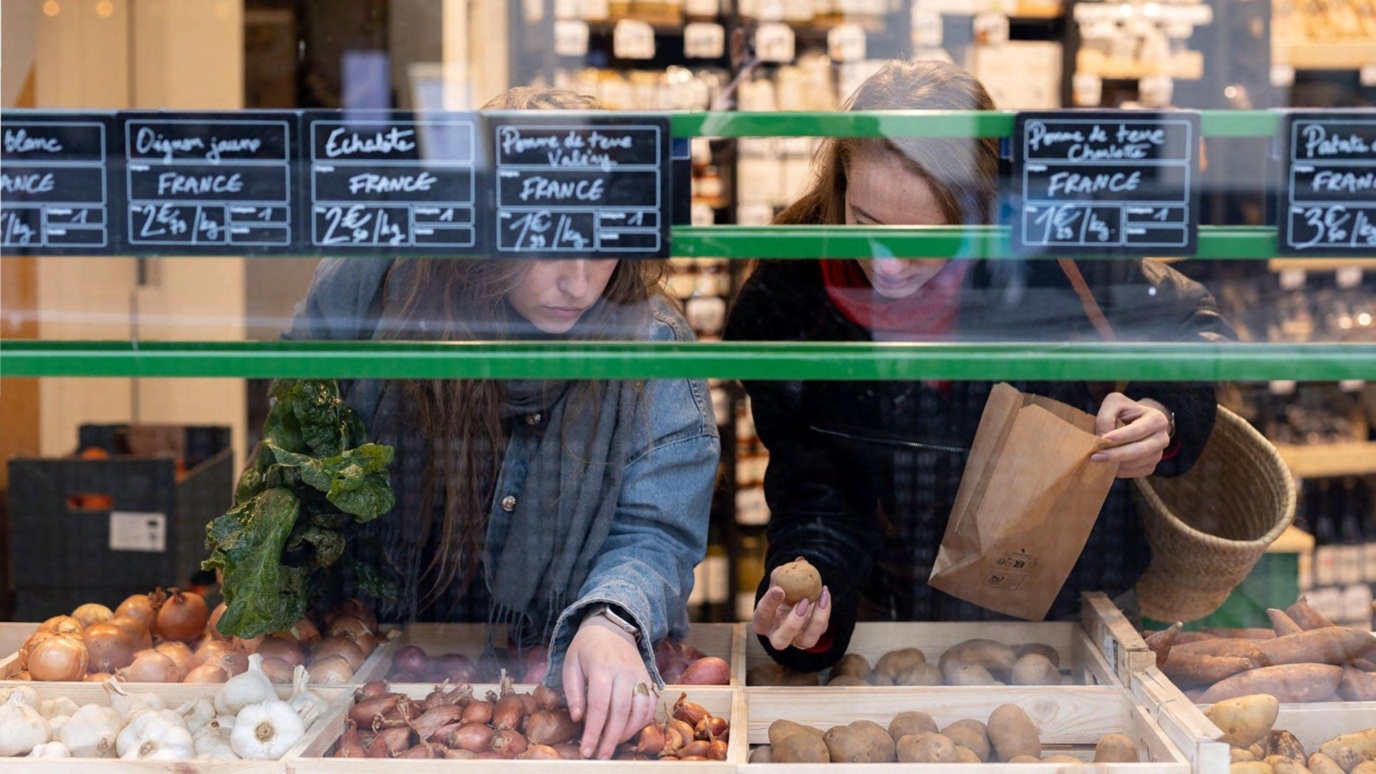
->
(748, 639), (1064, 687)
(753, 704), (1139, 765)
(1206, 693), (1376, 774)
(332, 678), (729, 761)
(1147, 599), (1376, 703)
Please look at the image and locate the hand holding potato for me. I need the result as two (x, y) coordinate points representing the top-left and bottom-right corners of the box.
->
(754, 557), (832, 651)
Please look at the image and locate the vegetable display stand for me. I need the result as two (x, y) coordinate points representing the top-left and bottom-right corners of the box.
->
(2, 682), (351, 774)
(746, 593), (1146, 689)
(741, 685), (1191, 773)
(285, 684), (747, 773)
(1127, 667), (1231, 774)
(0, 624), (39, 664)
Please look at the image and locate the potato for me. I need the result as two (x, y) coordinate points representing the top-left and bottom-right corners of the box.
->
(875, 648), (927, 680)
(897, 733), (958, 763)
(1269, 731), (1308, 763)
(1233, 763), (1275, 774)
(1251, 745), (1268, 761)
(826, 675), (869, 687)
(824, 721), (895, 763)
(1010, 755), (1044, 763)
(1045, 755), (1086, 765)
(1014, 643), (1061, 668)
(1320, 729), (1376, 773)
(956, 746), (982, 764)
(946, 663), (1003, 686)
(940, 639), (1018, 678)
(1205, 694), (1281, 748)
(774, 732), (830, 763)
(942, 720), (991, 762)
(988, 704), (1041, 762)
(749, 663), (820, 687)
(1094, 733), (1139, 763)
(1012, 653), (1063, 686)
(1268, 755), (1315, 774)
(1354, 763), (1376, 774)
(897, 663), (944, 686)
(1235, 751), (1258, 763)
(869, 673), (895, 687)
(1310, 754), (1346, 774)
(888, 711), (938, 744)
(749, 746), (772, 763)
(775, 561), (823, 605)
(768, 719), (823, 748)
(833, 653), (872, 680)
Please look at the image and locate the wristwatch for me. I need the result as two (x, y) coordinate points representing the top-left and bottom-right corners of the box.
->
(585, 603), (640, 643)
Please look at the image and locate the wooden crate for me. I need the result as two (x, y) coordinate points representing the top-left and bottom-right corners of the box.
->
(1130, 667), (1231, 774)
(1, 680), (350, 773)
(1270, 704), (1376, 757)
(370, 622), (744, 686)
(0, 622), (38, 660)
(742, 685), (1190, 773)
(744, 593), (1146, 688)
(287, 684), (746, 773)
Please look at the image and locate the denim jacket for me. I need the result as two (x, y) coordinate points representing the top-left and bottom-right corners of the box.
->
(286, 258), (721, 686)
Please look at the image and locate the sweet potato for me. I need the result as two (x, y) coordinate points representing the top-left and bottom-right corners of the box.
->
(1268, 610), (1305, 637)
(1147, 623), (1183, 670)
(1163, 652), (1265, 687)
(1257, 629), (1376, 667)
(1352, 763), (1376, 774)
(1203, 694), (1279, 748)
(1178, 631), (1221, 644)
(1339, 665), (1376, 702)
(1208, 628), (1279, 641)
(1199, 664), (1344, 704)
(1320, 729), (1376, 773)
(1175, 639), (1270, 661)
(1352, 658), (1376, 673)
(1288, 598), (1337, 631)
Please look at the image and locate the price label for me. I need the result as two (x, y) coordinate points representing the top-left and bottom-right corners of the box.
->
(1271, 64), (1296, 88)
(974, 12), (1010, 45)
(684, 22), (726, 58)
(912, 8), (943, 46)
(755, 23), (796, 63)
(613, 19), (656, 59)
(1278, 111), (1376, 256)
(578, 0), (610, 20)
(554, 20), (591, 57)
(828, 23), (867, 62)
(685, 0), (721, 16)
(109, 511), (167, 553)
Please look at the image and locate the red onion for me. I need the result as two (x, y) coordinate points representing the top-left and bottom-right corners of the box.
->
(393, 646), (429, 676)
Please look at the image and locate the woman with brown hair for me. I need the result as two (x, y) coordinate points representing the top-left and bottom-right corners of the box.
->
(723, 61), (1235, 672)
(287, 88), (719, 758)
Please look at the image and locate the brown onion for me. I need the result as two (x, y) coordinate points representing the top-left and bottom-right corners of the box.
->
(351, 694), (400, 726)
(121, 650), (179, 682)
(327, 599), (378, 631)
(273, 618), (321, 645)
(231, 635), (264, 655)
(445, 749), (478, 760)
(313, 637), (366, 671)
(207, 602), (229, 640)
(533, 683), (563, 711)
(526, 709), (578, 746)
(84, 672), (114, 682)
(696, 715), (729, 741)
(327, 615), (373, 640)
(309, 655), (355, 684)
(83, 622), (136, 674)
(679, 740), (712, 758)
(447, 723), (496, 754)
(255, 636), (305, 666)
(156, 588), (208, 643)
(37, 615), (84, 636)
(492, 693), (525, 731)
(490, 729), (528, 758)
(115, 590), (162, 634)
(154, 641), (194, 680)
(554, 742), (584, 760)
(29, 634), (88, 680)
(192, 638), (235, 668)
(350, 632), (377, 656)
(633, 723), (666, 754)
(374, 726), (413, 755)
(356, 680), (391, 700)
(461, 699), (493, 725)
(184, 662), (230, 683)
(260, 656), (296, 683)
(519, 745), (563, 760)
(71, 603), (114, 628)
(110, 615), (153, 652)
(708, 739), (729, 760)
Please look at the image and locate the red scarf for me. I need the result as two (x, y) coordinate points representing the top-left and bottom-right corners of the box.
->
(820, 259), (968, 337)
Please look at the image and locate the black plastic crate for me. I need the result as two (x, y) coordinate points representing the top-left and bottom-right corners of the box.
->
(6, 448), (234, 620)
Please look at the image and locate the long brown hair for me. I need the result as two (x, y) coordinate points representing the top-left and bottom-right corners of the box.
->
(384, 87), (667, 606)
(776, 60), (1000, 229)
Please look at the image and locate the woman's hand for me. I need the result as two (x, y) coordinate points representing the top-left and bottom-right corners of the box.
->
(753, 557), (832, 651)
(563, 614), (657, 760)
(1092, 394), (1172, 479)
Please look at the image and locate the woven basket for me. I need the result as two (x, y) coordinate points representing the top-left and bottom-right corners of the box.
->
(1133, 406), (1296, 623)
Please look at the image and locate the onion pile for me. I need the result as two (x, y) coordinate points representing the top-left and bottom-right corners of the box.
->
(13, 590), (384, 685)
(383, 639), (731, 686)
(330, 677), (730, 761)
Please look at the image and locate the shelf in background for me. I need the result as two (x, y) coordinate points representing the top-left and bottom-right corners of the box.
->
(1269, 258), (1376, 273)
(1276, 441), (1376, 478)
(1274, 41), (1376, 71)
(3, 340), (1374, 381)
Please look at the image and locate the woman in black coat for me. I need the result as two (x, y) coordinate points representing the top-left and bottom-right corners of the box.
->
(723, 60), (1237, 673)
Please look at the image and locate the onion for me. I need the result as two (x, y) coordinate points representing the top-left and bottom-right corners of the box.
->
(71, 603), (114, 628)
(327, 615), (373, 640)
(327, 599), (378, 631)
(115, 590), (162, 634)
(110, 614), (153, 652)
(394, 646), (429, 676)
(84, 672), (114, 682)
(193, 638), (234, 667)
(38, 615), (84, 636)
(184, 662), (230, 683)
(232, 635), (264, 655)
(83, 622), (137, 673)
(260, 656), (297, 683)
(156, 588), (208, 643)
(217, 650), (249, 677)
(121, 650), (180, 682)
(273, 618), (321, 645)
(207, 602), (229, 640)
(309, 655), (355, 684)
(351, 632), (377, 657)
(29, 633), (88, 680)
(154, 641), (195, 679)
(256, 636), (305, 666)
(314, 637), (367, 671)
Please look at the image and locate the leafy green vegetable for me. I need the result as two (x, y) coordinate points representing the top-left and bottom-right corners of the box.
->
(205, 379), (397, 638)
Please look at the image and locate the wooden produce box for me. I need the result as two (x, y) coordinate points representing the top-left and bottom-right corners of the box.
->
(372, 622), (745, 686)
(745, 593), (1149, 688)
(1269, 703), (1376, 757)
(0, 622), (38, 660)
(2, 681), (350, 773)
(287, 684), (746, 773)
(742, 685), (1191, 773)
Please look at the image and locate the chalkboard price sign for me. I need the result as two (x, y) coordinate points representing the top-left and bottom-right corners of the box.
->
(1012, 111), (1201, 256)
(1278, 110), (1376, 255)
(2, 113), (118, 255)
(489, 115), (671, 258)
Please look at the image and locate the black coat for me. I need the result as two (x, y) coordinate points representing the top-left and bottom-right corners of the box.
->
(723, 258), (1237, 673)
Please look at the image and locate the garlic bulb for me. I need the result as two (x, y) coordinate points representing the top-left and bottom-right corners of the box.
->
(48, 716), (69, 736)
(192, 718), (234, 756)
(27, 741), (71, 758)
(40, 697), (79, 719)
(60, 704), (123, 758)
(206, 744), (240, 760)
(216, 653), (273, 715)
(3, 686), (40, 710)
(0, 689), (52, 756)
(287, 665), (328, 723)
(102, 678), (167, 722)
(178, 698), (217, 735)
(116, 708), (193, 760)
(230, 698), (305, 761)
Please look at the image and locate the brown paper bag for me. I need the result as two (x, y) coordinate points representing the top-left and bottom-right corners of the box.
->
(928, 382), (1119, 621)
